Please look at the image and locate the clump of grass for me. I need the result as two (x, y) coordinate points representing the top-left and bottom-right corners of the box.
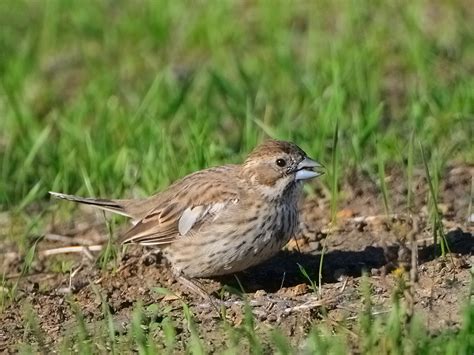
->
(67, 298), (93, 354)
(9, 236), (41, 300)
(304, 325), (348, 355)
(270, 329), (293, 355)
(97, 212), (120, 271)
(20, 303), (47, 353)
(419, 143), (449, 257)
(182, 303), (206, 355)
(91, 286), (117, 354)
(406, 131), (416, 211)
(160, 316), (177, 354)
(130, 302), (151, 354)
(0, 275), (10, 310)
(358, 274), (376, 352)
(298, 263), (318, 295)
(376, 137), (391, 217)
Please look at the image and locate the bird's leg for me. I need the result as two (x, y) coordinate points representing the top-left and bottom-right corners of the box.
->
(177, 275), (211, 300)
(175, 273), (224, 312)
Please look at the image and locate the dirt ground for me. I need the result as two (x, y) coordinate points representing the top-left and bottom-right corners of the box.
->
(0, 164), (473, 352)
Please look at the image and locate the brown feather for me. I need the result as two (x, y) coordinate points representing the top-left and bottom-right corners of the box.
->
(118, 165), (240, 245)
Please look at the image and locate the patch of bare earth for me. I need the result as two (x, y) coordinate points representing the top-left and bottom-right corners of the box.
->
(0, 164), (473, 352)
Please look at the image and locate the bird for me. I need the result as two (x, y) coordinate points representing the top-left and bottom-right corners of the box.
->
(50, 140), (324, 279)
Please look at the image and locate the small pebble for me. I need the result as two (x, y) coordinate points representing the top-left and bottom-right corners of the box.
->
(468, 213), (474, 224)
(435, 261), (445, 273)
(334, 268), (347, 281)
(371, 268), (380, 276)
(266, 314), (277, 322)
(291, 283), (309, 296)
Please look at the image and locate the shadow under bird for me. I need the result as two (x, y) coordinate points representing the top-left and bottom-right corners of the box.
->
(50, 140), (324, 278)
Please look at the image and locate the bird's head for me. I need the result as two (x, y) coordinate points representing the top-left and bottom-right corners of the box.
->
(241, 140), (324, 200)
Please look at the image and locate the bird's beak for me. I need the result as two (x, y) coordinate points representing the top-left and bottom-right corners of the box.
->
(295, 157), (325, 180)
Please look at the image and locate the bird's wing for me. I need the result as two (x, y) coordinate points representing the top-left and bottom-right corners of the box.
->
(119, 198), (237, 246)
(119, 165), (240, 246)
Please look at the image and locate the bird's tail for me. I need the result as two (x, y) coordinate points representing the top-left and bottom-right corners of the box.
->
(49, 191), (131, 218)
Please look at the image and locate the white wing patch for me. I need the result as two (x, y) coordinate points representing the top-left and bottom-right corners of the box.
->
(178, 202), (229, 236)
(179, 206), (205, 236)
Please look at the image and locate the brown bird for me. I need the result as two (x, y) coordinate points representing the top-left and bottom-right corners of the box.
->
(50, 140), (323, 278)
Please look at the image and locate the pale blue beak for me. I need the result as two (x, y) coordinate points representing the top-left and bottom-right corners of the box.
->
(295, 157), (324, 180)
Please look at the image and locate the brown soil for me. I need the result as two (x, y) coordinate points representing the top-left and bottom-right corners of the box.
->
(0, 164), (473, 352)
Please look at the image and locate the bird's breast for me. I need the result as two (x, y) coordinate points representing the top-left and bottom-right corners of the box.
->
(165, 200), (299, 278)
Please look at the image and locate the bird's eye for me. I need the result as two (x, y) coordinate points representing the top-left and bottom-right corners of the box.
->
(276, 158), (287, 167)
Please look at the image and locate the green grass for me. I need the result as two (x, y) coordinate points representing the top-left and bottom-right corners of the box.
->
(1, 0), (473, 352)
(14, 273), (474, 354)
(0, 0), (472, 210)
(420, 143), (450, 257)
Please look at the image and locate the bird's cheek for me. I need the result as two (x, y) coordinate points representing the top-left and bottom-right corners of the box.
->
(255, 171), (279, 187)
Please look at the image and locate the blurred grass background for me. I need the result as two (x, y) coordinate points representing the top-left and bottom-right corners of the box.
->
(0, 0), (473, 208)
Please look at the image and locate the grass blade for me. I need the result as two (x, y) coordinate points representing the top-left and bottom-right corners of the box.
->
(330, 119), (339, 223)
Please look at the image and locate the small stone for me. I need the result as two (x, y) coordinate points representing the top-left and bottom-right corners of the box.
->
(308, 241), (322, 252)
(255, 311), (267, 321)
(266, 313), (277, 322)
(162, 294), (180, 302)
(334, 268), (347, 281)
(435, 261), (445, 272)
(291, 283), (309, 296)
(28, 282), (39, 293)
(468, 214), (474, 224)
(285, 238), (304, 251)
(336, 208), (354, 219)
(437, 203), (450, 215)
(469, 255), (474, 266)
